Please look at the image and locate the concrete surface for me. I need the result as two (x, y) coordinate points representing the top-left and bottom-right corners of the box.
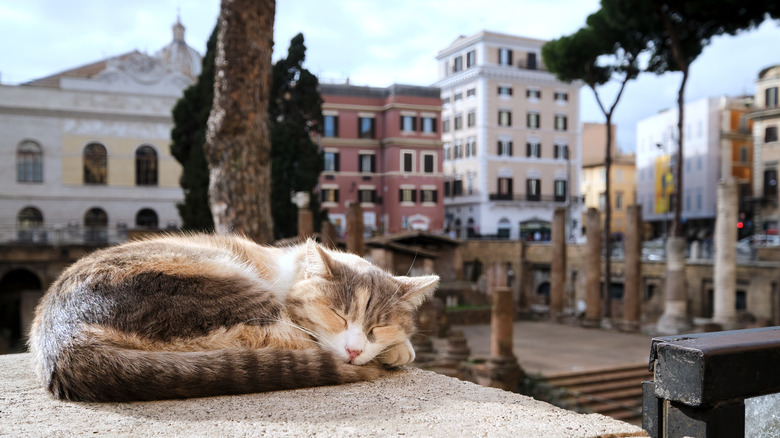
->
(0, 353), (647, 437)
(432, 321), (654, 375)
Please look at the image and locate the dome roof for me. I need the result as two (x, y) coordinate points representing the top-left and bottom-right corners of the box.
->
(155, 17), (202, 80)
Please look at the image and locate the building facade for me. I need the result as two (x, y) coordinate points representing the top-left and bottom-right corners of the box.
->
(748, 65), (780, 236)
(1, 19), (201, 245)
(316, 83), (444, 235)
(580, 123), (636, 237)
(434, 31), (582, 241)
(635, 96), (753, 238)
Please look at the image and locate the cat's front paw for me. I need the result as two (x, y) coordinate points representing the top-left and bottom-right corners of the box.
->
(377, 339), (415, 367)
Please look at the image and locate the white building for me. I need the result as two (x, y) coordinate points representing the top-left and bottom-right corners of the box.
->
(0, 18), (201, 244)
(434, 31), (582, 241)
(635, 96), (752, 237)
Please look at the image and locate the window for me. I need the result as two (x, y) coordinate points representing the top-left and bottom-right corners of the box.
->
(403, 151), (414, 173)
(696, 188), (703, 211)
(358, 117), (375, 139)
(83, 143), (107, 185)
(498, 110), (512, 127)
(452, 180), (463, 196)
(554, 115), (568, 131)
(765, 168), (778, 197)
(526, 142), (540, 158)
(616, 192), (624, 210)
(466, 50), (476, 68)
(17, 207), (43, 228)
(466, 137), (476, 157)
(454, 114), (463, 130)
(443, 143), (451, 160)
(526, 178), (540, 201)
(84, 208), (108, 243)
(498, 48), (513, 66)
(442, 97), (450, 106)
(466, 88), (476, 98)
(135, 209), (159, 229)
(554, 180), (567, 202)
(421, 189), (438, 203)
(454, 92), (463, 102)
(323, 115), (339, 137)
(423, 154), (435, 173)
(740, 147), (748, 163)
(442, 118), (450, 133)
(526, 52), (537, 70)
(358, 189), (377, 204)
(766, 86), (779, 108)
(421, 117), (436, 133)
(401, 115), (417, 132)
(467, 110), (476, 127)
(320, 188), (339, 203)
(453, 140), (463, 159)
(323, 151), (340, 172)
(135, 145), (158, 186)
(452, 56), (463, 73)
(498, 140), (513, 157)
(399, 188), (417, 203)
(498, 177), (513, 199)
(498, 86), (513, 96)
(554, 144), (569, 159)
(527, 88), (541, 99)
(554, 91), (568, 102)
(17, 140), (43, 183)
(359, 154), (376, 173)
(766, 126), (778, 143)
(527, 112), (540, 129)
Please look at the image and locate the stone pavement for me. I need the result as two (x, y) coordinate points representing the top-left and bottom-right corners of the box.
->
(431, 320), (654, 376)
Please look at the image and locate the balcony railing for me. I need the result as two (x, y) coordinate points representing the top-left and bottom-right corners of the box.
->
(488, 193), (583, 203)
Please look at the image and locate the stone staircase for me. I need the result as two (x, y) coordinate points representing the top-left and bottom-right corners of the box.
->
(536, 363), (652, 425)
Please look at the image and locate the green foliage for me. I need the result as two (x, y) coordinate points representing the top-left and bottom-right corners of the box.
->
(170, 25), (218, 232)
(269, 33), (325, 239)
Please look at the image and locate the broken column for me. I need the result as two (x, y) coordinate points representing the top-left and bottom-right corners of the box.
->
(346, 202), (364, 255)
(713, 177), (738, 329)
(583, 207), (602, 327)
(320, 221), (339, 249)
(550, 208), (566, 320)
(292, 192), (314, 241)
(483, 286), (523, 391)
(656, 235), (693, 335)
(620, 205), (642, 332)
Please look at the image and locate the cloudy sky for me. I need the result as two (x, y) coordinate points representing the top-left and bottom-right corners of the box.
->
(2, 0), (780, 150)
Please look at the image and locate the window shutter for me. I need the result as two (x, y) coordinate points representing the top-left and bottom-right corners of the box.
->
(554, 146), (559, 159)
(564, 146), (569, 160)
(412, 189), (417, 202)
(432, 118), (437, 133)
(508, 87), (513, 96)
(526, 142), (531, 157)
(334, 153), (340, 171)
(334, 116), (339, 137)
(508, 49), (513, 66)
(508, 141), (513, 156)
(400, 115), (404, 130)
(498, 141), (503, 155)
(413, 116), (418, 131)
(399, 189), (404, 202)
(371, 155), (376, 172)
(507, 112), (512, 127)
(334, 189), (339, 202)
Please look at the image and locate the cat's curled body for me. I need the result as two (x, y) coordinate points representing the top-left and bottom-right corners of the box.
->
(29, 234), (438, 402)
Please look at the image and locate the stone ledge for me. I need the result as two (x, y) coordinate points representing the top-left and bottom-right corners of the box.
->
(0, 353), (647, 437)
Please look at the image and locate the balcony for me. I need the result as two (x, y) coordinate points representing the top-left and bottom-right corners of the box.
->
(488, 193), (582, 204)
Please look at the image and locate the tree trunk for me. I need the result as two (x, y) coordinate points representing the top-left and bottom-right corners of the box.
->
(204, 0), (276, 244)
(602, 115), (613, 320)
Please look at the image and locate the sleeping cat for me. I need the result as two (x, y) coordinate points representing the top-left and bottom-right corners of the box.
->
(28, 234), (438, 402)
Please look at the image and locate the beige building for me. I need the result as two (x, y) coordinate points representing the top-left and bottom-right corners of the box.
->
(0, 19), (200, 244)
(580, 141), (636, 237)
(434, 31), (582, 241)
(748, 65), (780, 235)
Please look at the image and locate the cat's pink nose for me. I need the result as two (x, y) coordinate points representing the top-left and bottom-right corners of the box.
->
(346, 348), (362, 361)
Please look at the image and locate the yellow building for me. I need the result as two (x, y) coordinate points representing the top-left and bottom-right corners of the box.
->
(580, 123), (636, 237)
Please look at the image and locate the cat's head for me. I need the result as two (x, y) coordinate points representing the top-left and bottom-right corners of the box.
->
(286, 240), (439, 365)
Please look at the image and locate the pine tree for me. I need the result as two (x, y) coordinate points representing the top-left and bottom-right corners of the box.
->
(269, 33), (325, 239)
(170, 25), (217, 232)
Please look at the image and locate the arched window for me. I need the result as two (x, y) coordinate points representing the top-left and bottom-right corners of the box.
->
(84, 208), (108, 243)
(135, 209), (159, 229)
(17, 207), (44, 242)
(467, 217), (477, 238)
(17, 140), (43, 183)
(83, 143), (107, 185)
(498, 218), (511, 239)
(135, 145), (158, 186)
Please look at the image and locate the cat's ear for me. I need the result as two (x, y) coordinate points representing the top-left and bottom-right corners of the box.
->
(304, 239), (335, 279)
(395, 275), (439, 308)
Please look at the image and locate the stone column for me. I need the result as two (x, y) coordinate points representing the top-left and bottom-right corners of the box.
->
(485, 287), (523, 391)
(713, 178), (738, 329)
(550, 208), (566, 319)
(583, 208), (602, 327)
(621, 205), (642, 331)
(292, 191), (313, 241)
(346, 202), (364, 255)
(656, 236), (693, 334)
(320, 221), (339, 249)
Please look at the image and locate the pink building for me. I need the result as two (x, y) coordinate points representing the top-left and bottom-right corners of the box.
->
(317, 83), (444, 235)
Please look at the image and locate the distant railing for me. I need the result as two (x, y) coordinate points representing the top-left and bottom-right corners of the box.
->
(0, 225), (165, 246)
(642, 327), (780, 437)
(488, 193), (583, 204)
